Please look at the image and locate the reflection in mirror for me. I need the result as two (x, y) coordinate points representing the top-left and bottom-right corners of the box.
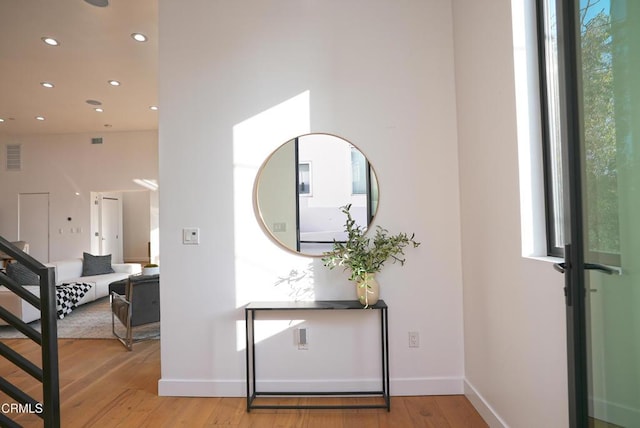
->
(255, 133), (379, 256)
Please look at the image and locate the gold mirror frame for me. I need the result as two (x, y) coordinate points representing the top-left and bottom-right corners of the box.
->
(253, 133), (379, 256)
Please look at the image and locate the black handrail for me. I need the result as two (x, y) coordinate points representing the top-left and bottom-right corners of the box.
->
(0, 236), (60, 427)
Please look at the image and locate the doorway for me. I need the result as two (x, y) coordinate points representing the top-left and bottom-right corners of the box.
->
(93, 193), (123, 263)
(555, 0), (640, 426)
(91, 191), (157, 264)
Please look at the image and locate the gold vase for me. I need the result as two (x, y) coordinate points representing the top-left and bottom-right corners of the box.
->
(356, 273), (379, 307)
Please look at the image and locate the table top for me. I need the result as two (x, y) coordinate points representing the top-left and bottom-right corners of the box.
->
(245, 300), (387, 310)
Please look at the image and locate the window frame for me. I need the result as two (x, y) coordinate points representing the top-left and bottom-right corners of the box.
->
(536, 0), (565, 258)
(536, 0), (622, 266)
(298, 161), (312, 196)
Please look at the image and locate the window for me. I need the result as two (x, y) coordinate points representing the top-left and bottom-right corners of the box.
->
(351, 147), (367, 195)
(537, 0), (620, 264)
(298, 162), (311, 195)
(537, 0), (565, 257)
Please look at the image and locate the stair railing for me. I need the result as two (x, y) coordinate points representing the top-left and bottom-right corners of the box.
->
(0, 236), (60, 428)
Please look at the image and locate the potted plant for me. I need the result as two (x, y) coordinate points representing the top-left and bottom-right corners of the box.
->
(143, 263), (159, 276)
(322, 204), (420, 307)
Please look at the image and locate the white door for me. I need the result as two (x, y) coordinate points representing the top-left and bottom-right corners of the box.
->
(100, 196), (123, 263)
(18, 193), (50, 263)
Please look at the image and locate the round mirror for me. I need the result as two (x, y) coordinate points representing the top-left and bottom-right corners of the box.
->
(254, 133), (379, 256)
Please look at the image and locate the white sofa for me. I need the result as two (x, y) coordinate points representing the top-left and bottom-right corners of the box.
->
(0, 258), (141, 325)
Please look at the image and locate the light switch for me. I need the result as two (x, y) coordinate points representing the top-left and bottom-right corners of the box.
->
(183, 227), (200, 245)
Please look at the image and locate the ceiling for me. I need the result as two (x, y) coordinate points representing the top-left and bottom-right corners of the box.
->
(0, 0), (158, 136)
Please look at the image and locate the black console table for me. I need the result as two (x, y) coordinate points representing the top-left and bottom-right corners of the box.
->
(245, 300), (390, 412)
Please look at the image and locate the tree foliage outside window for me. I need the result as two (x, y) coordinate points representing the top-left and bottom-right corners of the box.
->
(579, 2), (620, 258)
(538, 0), (620, 261)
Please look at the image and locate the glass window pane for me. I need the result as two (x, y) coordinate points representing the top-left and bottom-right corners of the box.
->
(541, 0), (566, 253)
(351, 148), (366, 195)
(299, 163), (311, 195)
(579, 0), (620, 259)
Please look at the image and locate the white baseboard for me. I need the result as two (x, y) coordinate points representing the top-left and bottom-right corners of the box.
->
(158, 376), (465, 397)
(464, 380), (508, 428)
(591, 396), (640, 427)
(392, 377), (464, 396)
(158, 379), (243, 397)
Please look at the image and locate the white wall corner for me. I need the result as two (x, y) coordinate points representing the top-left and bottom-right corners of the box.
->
(464, 379), (509, 428)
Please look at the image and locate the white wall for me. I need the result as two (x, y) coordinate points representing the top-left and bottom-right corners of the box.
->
(453, 0), (569, 426)
(158, 0), (464, 397)
(298, 134), (368, 238)
(0, 130), (158, 261)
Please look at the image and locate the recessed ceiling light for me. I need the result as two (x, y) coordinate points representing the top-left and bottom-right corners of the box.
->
(41, 82), (54, 88)
(84, 0), (109, 6)
(41, 37), (60, 46)
(94, 108), (104, 113)
(131, 33), (148, 42)
(0, 118), (5, 123)
(108, 80), (121, 86)
(149, 106), (158, 111)
(86, 99), (102, 106)
(35, 116), (45, 121)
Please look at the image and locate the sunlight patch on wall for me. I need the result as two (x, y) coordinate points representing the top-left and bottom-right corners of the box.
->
(232, 91), (316, 315)
(133, 178), (159, 191)
(236, 319), (305, 351)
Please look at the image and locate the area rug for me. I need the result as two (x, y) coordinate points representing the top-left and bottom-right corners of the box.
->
(0, 297), (159, 340)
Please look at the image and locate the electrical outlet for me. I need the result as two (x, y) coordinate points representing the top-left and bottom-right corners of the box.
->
(273, 222), (287, 232)
(297, 328), (308, 350)
(408, 331), (419, 348)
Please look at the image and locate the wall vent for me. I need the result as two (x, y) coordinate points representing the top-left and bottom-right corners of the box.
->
(6, 144), (21, 171)
(91, 137), (103, 144)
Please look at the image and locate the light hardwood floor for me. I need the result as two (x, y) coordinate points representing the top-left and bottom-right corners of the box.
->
(0, 339), (488, 427)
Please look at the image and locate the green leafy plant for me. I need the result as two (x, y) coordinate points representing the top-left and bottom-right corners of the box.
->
(322, 204), (420, 283)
